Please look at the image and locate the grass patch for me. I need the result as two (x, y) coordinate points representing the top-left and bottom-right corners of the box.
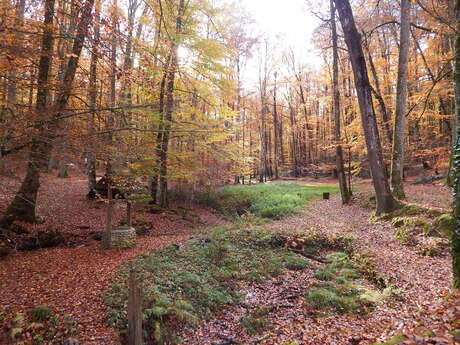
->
(372, 334), (407, 345)
(201, 182), (338, 220)
(307, 252), (393, 314)
(105, 228), (317, 345)
(307, 252), (367, 314)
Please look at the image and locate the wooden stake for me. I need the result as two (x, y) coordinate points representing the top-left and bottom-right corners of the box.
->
(105, 182), (113, 247)
(128, 269), (142, 345)
(127, 202), (132, 227)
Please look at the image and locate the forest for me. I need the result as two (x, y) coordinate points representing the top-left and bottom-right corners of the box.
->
(0, 0), (459, 344)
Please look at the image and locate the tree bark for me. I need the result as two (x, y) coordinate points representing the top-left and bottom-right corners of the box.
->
(452, 0), (460, 290)
(331, 0), (350, 204)
(2, 0), (26, 154)
(158, 0), (185, 208)
(87, 0), (101, 193)
(390, 0), (410, 199)
(333, 0), (396, 215)
(273, 72), (280, 179)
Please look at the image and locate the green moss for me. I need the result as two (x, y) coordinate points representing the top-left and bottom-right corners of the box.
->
(400, 204), (424, 216)
(360, 285), (401, 304)
(393, 228), (411, 244)
(391, 217), (405, 228)
(431, 213), (454, 238)
(307, 252), (372, 315)
(372, 334), (407, 345)
(28, 306), (54, 323)
(285, 256), (309, 271)
(306, 287), (361, 314)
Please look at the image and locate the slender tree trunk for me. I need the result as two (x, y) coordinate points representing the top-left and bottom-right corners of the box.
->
(452, 0), (460, 290)
(87, 0), (101, 193)
(365, 42), (392, 145)
(0, 0), (95, 227)
(390, 0), (410, 199)
(158, 0), (185, 208)
(2, 0), (26, 154)
(273, 72), (279, 179)
(331, 0), (350, 204)
(151, 66), (168, 205)
(333, 0), (396, 215)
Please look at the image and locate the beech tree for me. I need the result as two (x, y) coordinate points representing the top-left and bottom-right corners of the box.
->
(452, 0), (460, 290)
(390, 0), (411, 199)
(333, 0), (396, 214)
(330, 0), (350, 204)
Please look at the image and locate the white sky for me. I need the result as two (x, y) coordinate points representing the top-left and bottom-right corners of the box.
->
(238, 0), (323, 87)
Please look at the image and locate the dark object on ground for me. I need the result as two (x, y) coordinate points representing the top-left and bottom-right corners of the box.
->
(323, 192), (330, 200)
(87, 175), (124, 199)
(411, 175), (446, 185)
(86, 188), (96, 200)
(18, 231), (65, 250)
(91, 231), (103, 241)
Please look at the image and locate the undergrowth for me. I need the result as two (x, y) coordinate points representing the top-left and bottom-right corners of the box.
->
(307, 252), (398, 315)
(105, 227), (353, 344)
(1, 306), (79, 345)
(197, 182), (338, 220)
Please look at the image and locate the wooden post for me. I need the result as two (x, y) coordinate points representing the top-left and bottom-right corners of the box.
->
(127, 202), (132, 227)
(128, 269), (142, 345)
(105, 182), (113, 248)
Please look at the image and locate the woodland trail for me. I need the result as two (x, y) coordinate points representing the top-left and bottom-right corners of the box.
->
(180, 188), (453, 345)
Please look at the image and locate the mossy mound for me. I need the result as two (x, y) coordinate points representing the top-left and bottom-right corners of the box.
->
(429, 213), (454, 238)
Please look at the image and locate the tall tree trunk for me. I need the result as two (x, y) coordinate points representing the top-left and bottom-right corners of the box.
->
(0, 0), (95, 227)
(390, 0), (410, 199)
(452, 0), (460, 290)
(331, 0), (350, 204)
(273, 72), (279, 179)
(333, 0), (396, 215)
(2, 0), (26, 154)
(87, 0), (101, 193)
(364, 42), (392, 145)
(158, 0), (185, 208)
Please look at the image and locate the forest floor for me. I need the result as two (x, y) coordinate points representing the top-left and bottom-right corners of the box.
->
(179, 184), (456, 345)
(0, 173), (457, 345)
(0, 173), (227, 344)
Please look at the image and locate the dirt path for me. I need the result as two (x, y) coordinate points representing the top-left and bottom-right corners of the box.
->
(179, 194), (452, 345)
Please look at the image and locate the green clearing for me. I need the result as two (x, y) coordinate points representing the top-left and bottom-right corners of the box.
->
(203, 182), (338, 220)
